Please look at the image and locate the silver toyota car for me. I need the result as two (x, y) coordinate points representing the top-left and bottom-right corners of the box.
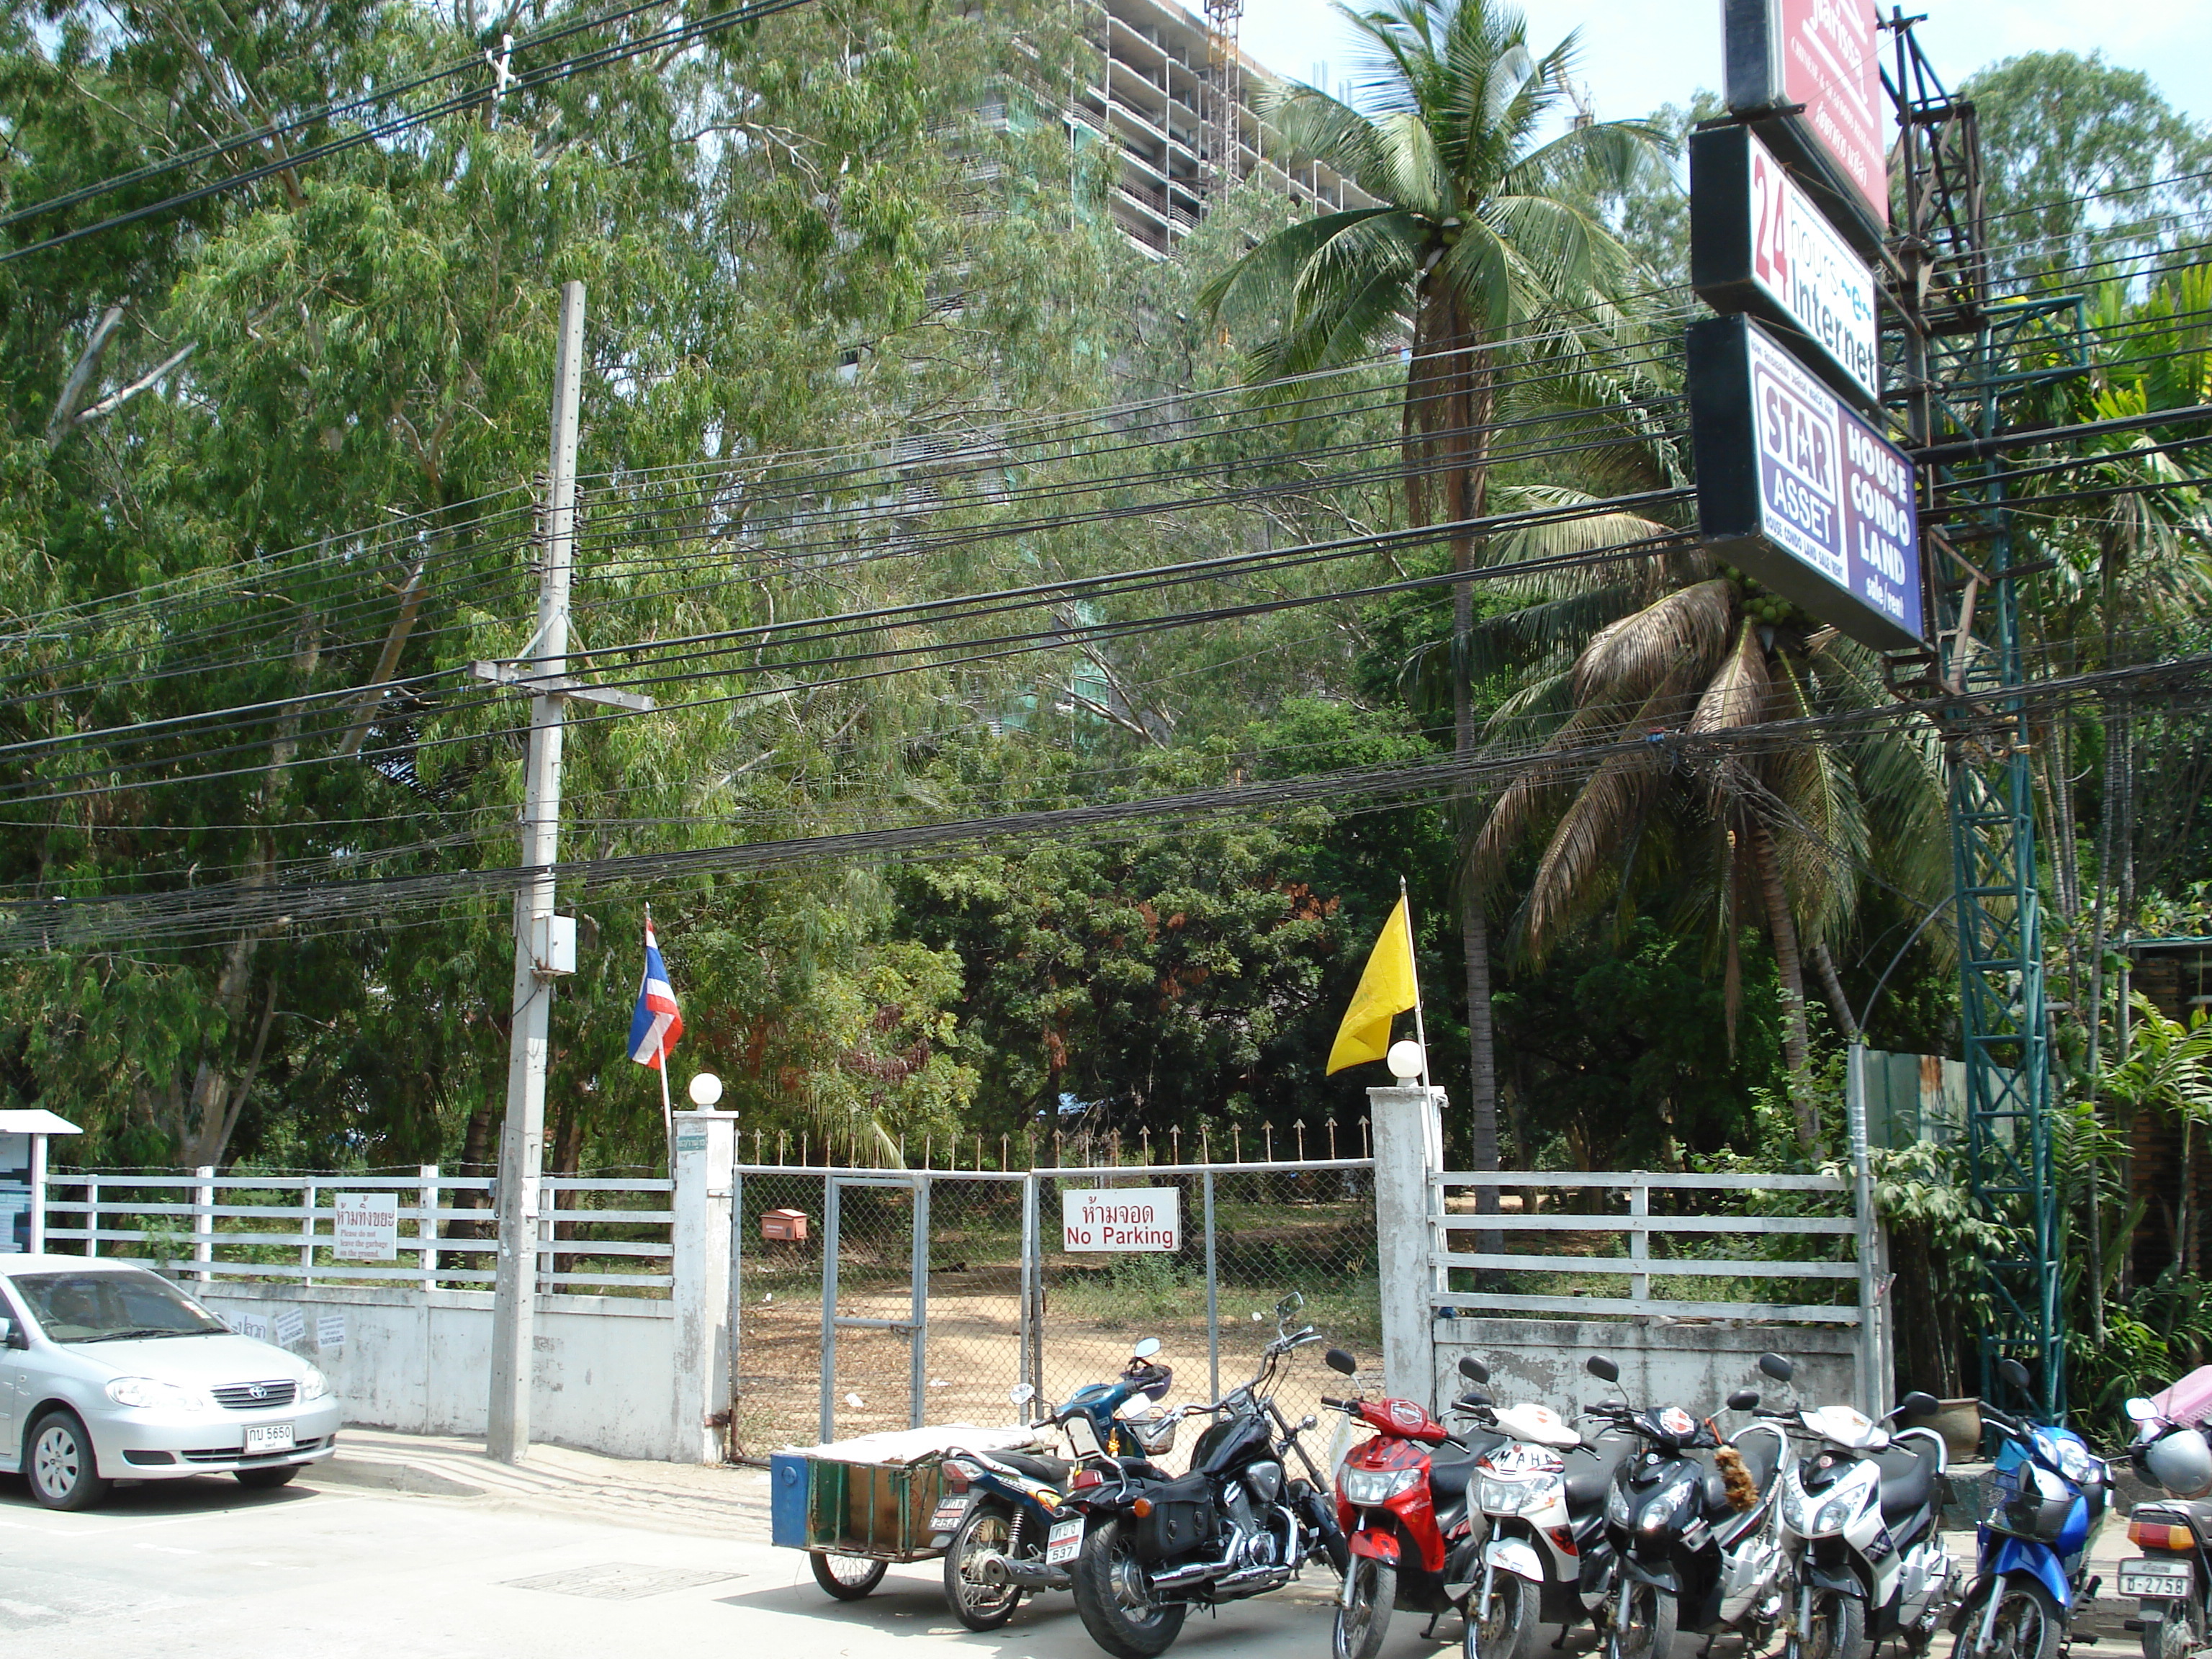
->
(0, 1255), (342, 1510)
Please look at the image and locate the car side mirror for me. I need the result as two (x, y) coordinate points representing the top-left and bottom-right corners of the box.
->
(1897, 1391), (1941, 1418)
(1585, 1355), (1619, 1384)
(1727, 1390), (1759, 1412)
(0, 1316), (22, 1351)
(1758, 1352), (1794, 1382)
(1325, 1347), (1358, 1377)
(1457, 1356), (1490, 1384)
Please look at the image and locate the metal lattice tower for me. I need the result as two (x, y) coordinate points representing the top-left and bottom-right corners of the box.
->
(1200, 0), (1244, 197)
(1885, 15), (2085, 1417)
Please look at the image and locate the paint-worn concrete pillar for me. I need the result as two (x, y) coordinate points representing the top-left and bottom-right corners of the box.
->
(1367, 1084), (1445, 1408)
(670, 1109), (738, 1463)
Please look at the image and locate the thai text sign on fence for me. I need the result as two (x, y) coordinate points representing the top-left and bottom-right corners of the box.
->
(1687, 313), (1923, 651)
(1691, 123), (1879, 406)
(333, 1191), (399, 1262)
(1061, 1187), (1180, 1251)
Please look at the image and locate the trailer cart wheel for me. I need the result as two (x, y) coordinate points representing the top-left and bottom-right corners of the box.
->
(812, 1552), (889, 1600)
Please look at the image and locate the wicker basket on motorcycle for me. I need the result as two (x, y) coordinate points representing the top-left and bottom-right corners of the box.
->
(1133, 1473), (1217, 1560)
(1984, 1460), (2074, 1543)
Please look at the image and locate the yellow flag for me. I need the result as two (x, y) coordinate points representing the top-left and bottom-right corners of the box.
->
(1326, 895), (1418, 1075)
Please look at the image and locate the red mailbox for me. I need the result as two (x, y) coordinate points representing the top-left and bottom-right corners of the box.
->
(762, 1208), (809, 1243)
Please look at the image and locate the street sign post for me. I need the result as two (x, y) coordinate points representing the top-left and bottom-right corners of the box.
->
(1691, 122), (1880, 408)
(1687, 313), (1923, 651)
(1722, 0), (1889, 249)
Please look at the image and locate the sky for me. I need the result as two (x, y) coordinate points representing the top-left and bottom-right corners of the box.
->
(1238, 0), (2212, 126)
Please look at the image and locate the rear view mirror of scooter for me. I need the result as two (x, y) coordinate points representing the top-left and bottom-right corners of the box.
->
(1726, 1389), (1760, 1412)
(2128, 1396), (2160, 1424)
(1325, 1347), (1359, 1377)
(1457, 1356), (1490, 1384)
(1758, 1352), (1794, 1382)
(1891, 1390), (1941, 1421)
(1584, 1354), (1619, 1384)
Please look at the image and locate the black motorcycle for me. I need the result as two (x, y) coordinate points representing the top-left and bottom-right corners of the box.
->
(1060, 1292), (1347, 1659)
(1588, 1354), (1787, 1659)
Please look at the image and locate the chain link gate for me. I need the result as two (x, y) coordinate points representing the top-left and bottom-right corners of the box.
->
(728, 1156), (1376, 1461)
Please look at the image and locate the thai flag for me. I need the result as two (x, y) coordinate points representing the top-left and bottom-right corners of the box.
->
(627, 919), (683, 1070)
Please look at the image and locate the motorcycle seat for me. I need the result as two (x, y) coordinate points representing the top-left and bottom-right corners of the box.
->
(1563, 1437), (1635, 1509)
(1429, 1452), (1483, 1506)
(991, 1452), (1074, 1485)
(1875, 1441), (1938, 1521)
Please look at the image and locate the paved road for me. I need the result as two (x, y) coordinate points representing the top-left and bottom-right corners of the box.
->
(0, 1439), (2139, 1659)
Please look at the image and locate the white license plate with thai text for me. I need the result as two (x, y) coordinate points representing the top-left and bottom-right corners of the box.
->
(1046, 1519), (1084, 1565)
(2121, 1559), (2193, 1599)
(930, 1498), (969, 1532)
(244, 1422), (295, 1455)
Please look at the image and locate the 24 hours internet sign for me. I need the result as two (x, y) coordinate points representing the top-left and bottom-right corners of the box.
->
(1061, 1187), (1182, 1251)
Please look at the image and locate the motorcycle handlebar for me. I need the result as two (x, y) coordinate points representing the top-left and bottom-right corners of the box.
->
(1321, 1397), (1352, 1411)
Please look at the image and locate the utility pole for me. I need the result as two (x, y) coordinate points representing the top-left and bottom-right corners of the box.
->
(487, 280), (585, 1464)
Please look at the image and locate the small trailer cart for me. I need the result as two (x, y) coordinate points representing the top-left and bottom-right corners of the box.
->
(770, 1424), (1045, 1601)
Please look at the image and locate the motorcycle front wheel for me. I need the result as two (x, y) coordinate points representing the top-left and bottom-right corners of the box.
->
(1071, 1518), (1189, 1659)
(1799, 1588), (1867, 1659)
(1474, 1572), (1537, 1659)
(1952, 1578), (2060, 1659)
(1608, 1581), (1678, 1659)
(2143, 1596), (2206, 1659)
(943, 1503), (1025, 1631)
(1336, 1557), (1395, 1659)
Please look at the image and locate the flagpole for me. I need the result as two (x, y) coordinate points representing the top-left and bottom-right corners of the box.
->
(1402, 876), (1430, 1090)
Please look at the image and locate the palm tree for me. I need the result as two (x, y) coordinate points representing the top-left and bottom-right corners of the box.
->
(1463, 513), (1952, 1148)
(1200, 0), (1660, 1173)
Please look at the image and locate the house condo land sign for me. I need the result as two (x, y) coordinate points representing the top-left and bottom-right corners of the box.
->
(1687, 313), (1923, 651)
(1691, 123), (1879, 406)
(1061, 1187), (1180, 1251)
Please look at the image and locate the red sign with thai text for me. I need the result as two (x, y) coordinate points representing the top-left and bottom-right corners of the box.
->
(1779, 0), (1888, 226)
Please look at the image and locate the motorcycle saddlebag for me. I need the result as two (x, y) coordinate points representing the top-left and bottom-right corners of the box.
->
(1132, 1473), (1217, 1560)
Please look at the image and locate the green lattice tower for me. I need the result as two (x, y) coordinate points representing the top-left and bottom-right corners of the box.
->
(1931, 297), (2087, 1419)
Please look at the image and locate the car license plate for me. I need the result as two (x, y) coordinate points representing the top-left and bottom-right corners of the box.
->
(930, 1497), (969, 1532)
(2121, 1559), (2193, 1599)
(1046, 1519), (1084, 1565)
(244, 1422), (295, 1455)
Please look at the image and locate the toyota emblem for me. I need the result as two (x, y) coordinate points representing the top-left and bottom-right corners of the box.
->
(248, 1383), (268, 1400)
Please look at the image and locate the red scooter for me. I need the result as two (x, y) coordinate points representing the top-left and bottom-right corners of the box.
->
(1323, 1346), (1504, 1659)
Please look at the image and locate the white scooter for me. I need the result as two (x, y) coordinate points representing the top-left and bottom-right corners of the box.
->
(1761, 1353), (1955, 1659)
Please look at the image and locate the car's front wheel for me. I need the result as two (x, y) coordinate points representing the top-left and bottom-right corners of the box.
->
(26, 1410), (112, 1511)
(235, 1465), (300, 1491)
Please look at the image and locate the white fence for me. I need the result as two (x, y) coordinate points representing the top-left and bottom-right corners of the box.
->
(1434, 1169), (1867, 1325)
(40, 1168), (675, 1296)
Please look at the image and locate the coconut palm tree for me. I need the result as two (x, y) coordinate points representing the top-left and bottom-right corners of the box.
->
(1200, 0), (1661, 1172)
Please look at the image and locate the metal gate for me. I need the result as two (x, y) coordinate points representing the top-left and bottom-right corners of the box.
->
(730, 1157), (1377, 1459)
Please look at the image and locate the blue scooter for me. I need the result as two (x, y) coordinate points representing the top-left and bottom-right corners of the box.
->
(1953, 1356), (2113, 1659)
(935, 1339), (1177, 1630)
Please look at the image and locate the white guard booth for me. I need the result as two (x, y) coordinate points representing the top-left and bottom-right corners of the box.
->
(0, 1110), (83, 1254)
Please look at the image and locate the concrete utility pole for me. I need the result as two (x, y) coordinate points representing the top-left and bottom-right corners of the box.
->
(487, 280), (585, 1464)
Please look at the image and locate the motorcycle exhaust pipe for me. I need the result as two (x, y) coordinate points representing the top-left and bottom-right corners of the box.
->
(994, 1559), (1071, 1591)
(1147, 1561), (1231, 1591)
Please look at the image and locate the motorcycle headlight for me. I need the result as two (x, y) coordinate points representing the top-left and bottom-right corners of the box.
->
(1608, 1482), (1635, 1527)
(1812, 1495), (1855, 1535)
(105, 1376), (212, 1412)
(1480, 1473), (1563, 1516)
(1640, 1485), (1688, 1533)
(300, 1367), (331, 1402)
(1341, 1466), (1421, 1506)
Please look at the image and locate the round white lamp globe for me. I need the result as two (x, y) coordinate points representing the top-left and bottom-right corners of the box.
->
(1385, 1040), (1426, 1084)
(687, 1071), (724, 1107)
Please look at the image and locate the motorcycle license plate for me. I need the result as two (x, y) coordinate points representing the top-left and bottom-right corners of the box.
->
(930, 1497), (969, 1532)
(2121, 1559), (2194, 1599)
(1046, 1519), (1084, 1565)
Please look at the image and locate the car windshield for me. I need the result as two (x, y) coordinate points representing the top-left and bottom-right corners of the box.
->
(10, 1268), (228, 1343)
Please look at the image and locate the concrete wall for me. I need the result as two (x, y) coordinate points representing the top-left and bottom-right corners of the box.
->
(199, 1282), (680, 1462)
(1434, 1316), (1858, 1416)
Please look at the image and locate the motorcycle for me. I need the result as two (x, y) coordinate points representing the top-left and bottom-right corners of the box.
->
(936, 1340), (1179, 1630)
(1758, 1351), (1954, 1659)
(1953, 1355), (2112, 1659)
(1591, 1354), (1787, 1659)
(1322, 1348), (1504, 1659)
(1466, 1359), (1637, 1659)
(2121, 1368), (2212, 1659)
(1061, 1292), (1346, 1659)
